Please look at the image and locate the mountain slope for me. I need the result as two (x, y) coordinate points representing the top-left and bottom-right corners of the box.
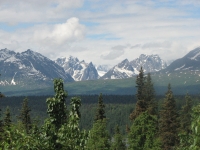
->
(161, 47), (200, 73)
(101, 54), (166, 79)
(56, 56), (99, 81)
(100, 59), (135, 79)
(130, 54), (167, 73)
(0, 48), (74, 86)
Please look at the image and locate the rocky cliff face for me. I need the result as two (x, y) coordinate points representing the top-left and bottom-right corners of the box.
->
(56, 56), (99, 81)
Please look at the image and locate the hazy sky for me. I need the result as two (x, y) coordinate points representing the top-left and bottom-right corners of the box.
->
(0, 0), (200, 66)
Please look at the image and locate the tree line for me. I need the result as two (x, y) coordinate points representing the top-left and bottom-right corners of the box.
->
(0, 68), (200, 149)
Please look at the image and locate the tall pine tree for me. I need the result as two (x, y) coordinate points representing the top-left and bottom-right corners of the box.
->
(145, 73), (157, 115)
(159, 84), (179, 150)
(94, 93), (106, 121)
(18, 98), (32, 134)
(130, 67), (147, 121)
(179, 93), (193, 134)
(87, 93), (110, 149)
(128, 67), (146, 136)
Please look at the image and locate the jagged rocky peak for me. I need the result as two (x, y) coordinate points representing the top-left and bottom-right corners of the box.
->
(130, 54), (167, 73)
(117, 59), (134, 71)
(0, 48), (16, 61)
(68, 55), (79, 63)
(56, 56), (99, 81)
(100, 59), (135, 80)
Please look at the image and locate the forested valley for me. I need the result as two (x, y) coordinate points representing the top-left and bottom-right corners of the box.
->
(0, 68), (200, 149)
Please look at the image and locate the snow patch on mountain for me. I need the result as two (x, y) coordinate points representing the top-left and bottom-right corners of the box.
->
(190, 51), (200, 60)
(175, 64), (185, 71)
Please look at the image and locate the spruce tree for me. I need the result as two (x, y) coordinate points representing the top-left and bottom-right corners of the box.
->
(87, 93), (110, 149)
(128, 111), (161, 150)
(159, 84), (179, 150)
(86, 119), (110, 150)
(178, 93), (193, 149)
(111, 125), (126, 150)
(136, 67), (146, 101)
(145, 73), (157, 115)
(3, 107), (11, 128)
(18, 98), (32, 134)
(130, 67), (147, 121)
(179, 93), (192, 134)
(94, 93), (106, 121)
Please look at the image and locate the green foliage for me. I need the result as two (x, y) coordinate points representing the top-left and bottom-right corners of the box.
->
(0, 122), (49, 150)
(128, 111), (161, 150)
(130, 67), (147, 121)
(3, 106), (11, 128)
(94, 93), (106, 121)
(159, 84), (179, 150)
(111, 125), (126, 150)
(57, 97), (88, 150)
(189, 104), (200, 149)
(44, 78), (68, 149)
(129, 71), (157, 122)
(180, 93), (193, 134)
(46, 78), (68, 131)
(18, 98), (32, 134)
(145, 73), (157, 115)
(136, 67), (146, 101)
(86, 119), (110, 150)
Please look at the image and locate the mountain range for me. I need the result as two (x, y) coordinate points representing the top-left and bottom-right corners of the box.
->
(1, 47), (200, 96)
(100, 54), (167, 79)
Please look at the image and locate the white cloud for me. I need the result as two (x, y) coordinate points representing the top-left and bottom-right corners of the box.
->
(0, 0), (200, 66)
(32, 17), (85, 45)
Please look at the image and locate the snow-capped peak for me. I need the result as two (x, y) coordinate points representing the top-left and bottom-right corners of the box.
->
(56, 56), (99, 81)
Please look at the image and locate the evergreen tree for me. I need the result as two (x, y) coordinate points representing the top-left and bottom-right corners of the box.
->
(128, 111), (161, 150)
(111, 125), (126, 150)
(94, 93), (106, 121)
(57, 97), (88, 149)
(179, 93), (192, 134)
(136, 67), (146, 101)
(86, 119), (110, 150)
(130, 67), (147, 121)
(3, 107), (11, 128)
(189, 104), (200, 149)
(159, 84), (179, 150)
(44, 78), (68, 149)
(145, 73), (157, 115)
(46, 78), (68, 131)
(87, 94), (110, 149)
(18, 98), (32, 134)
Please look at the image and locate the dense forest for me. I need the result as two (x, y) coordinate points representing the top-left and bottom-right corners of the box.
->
(0, 68), (200, 149)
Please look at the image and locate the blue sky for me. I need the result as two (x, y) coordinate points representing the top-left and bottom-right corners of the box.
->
(0, 0), (200, 66)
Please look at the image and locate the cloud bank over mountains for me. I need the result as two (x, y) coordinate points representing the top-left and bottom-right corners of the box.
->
(0, 0), (200, 65)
